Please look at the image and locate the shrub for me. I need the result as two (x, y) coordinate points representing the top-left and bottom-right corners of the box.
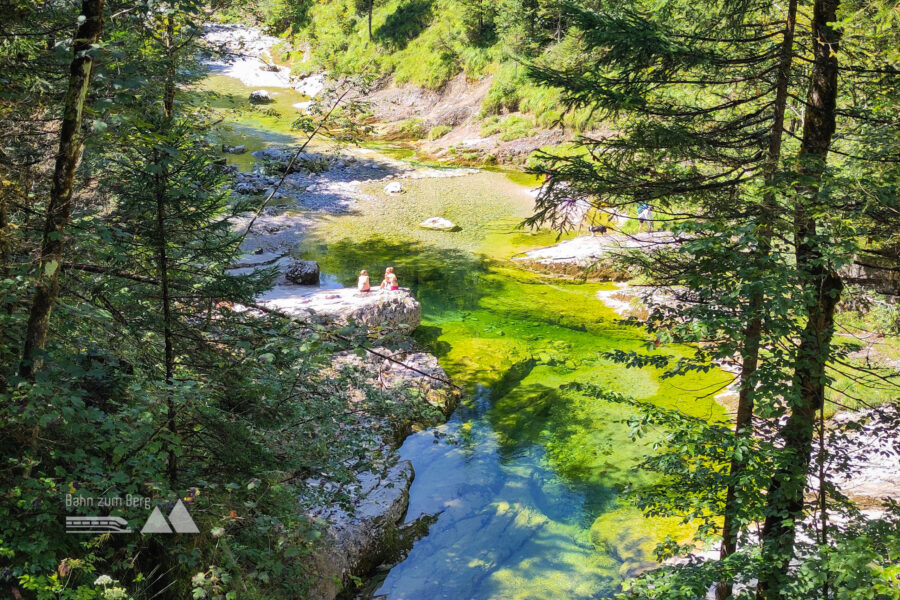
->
(389, 118), (428, 140)
(481, 114), (533, 141)
(428, 125), (452, 140)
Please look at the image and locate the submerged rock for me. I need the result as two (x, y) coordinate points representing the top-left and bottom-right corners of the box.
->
(222, 144), (246, 154)
(249, 89), (273, 104)
(285, 259), (320, 285)
(419, 216), (457, 231)
(384, 181), (403, 194)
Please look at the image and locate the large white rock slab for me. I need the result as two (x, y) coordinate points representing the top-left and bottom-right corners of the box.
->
(515, 231), (675, 266)
(260, 286), (421, 332)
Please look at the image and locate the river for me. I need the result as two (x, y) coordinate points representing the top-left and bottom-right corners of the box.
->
(200, 52), (729, 599)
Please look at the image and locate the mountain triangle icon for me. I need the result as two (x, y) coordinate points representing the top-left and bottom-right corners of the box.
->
(140, 506), (173, 534)
(168, 500), (200, 534)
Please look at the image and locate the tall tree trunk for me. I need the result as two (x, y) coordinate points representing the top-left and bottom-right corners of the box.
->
(159, 16), (178, 485)
(19, 0), (105, 379)
(716, 3), (798, 599)
(757, 0), (843, 596)
(164, 15), (176, 119)
(154, 159), (177, 486)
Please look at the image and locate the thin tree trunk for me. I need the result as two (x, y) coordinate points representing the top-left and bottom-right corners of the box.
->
(716, 4), (797, 597)
(757, 0), (843, 596)
(368, 0), (373, 40)
(0, 186), (8, 275)
(154, 158), (177, 485)
(818, 401), (829, 598)
(159, 15), (178, 485)
(19, 0), (105, 379)
(164, 15), (176, 119)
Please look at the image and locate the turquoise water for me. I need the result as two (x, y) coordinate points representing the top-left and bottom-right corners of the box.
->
(203, 73), (728, 599)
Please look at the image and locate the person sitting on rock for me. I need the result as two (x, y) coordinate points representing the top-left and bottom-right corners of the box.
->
(380, 266), (399, 291)
(637, 203), (653, 233)
(357, 270), (371, 294)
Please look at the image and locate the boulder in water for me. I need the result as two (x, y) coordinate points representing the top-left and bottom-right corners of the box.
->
(384, 181), (403, 194)
(419, 217), (457, 231)
(249, 89), (273, 104)
(263, 287), (421, 333)
(285, 260), (320, 285)
(222, 144), (246, 154)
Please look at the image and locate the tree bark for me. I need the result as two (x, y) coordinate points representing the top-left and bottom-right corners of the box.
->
(716, 4), (798, 598)
(164, 15), (176, 119)
(154, 154), (177, 486)
(159, 15), (178, 484)
(19, 0), (105, 379)
(756, 0), (843, 596)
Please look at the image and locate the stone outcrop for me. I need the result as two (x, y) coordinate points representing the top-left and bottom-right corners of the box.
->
(309, 349), (458, 599)
(419, 216), (457, 231)
(309, 460), (414, 600)
(249, 89), (273, 103)
(261, 287), (421, 333)
(285, 259), (320, 285)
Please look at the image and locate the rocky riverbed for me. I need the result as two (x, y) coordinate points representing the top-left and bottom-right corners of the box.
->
(227, 144), (469, 596)
(204, 25), (482, 596)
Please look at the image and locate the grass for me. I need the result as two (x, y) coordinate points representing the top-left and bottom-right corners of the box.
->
(481, 114), (535, 141)
(427, 124), (451, 140)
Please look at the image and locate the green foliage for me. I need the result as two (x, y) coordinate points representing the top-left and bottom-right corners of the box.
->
(427, 124), (452, 139)
(254, 0), (603, 127)
(525, 0), (899, 597)
(480, 114), (534, 141)
(389, 117), (428, 139)
(0, 5), (434, 600)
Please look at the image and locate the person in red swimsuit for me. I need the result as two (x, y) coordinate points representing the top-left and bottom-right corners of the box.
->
(380, 266), (399, 291)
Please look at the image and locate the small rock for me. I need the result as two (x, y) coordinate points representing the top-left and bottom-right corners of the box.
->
(249, 89), (273, 104)
(259, 63), (281, 72)
(222, 144), (246, 154)
(384, 181), (403, 194)
(285, 260), (320, 285)
(419, 217), (457, 231)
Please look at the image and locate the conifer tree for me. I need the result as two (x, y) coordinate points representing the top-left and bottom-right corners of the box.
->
(526, 0), (898, 596)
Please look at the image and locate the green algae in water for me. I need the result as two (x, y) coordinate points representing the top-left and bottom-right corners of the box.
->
(293, 169), (728, 598)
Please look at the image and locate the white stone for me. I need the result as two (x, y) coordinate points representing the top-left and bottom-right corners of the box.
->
(384, 181), (403, 194)
(419, 217), (457, 231)
(249, 89), (273, 104)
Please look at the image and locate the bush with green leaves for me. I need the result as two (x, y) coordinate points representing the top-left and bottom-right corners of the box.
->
(427, 125), (452, 140)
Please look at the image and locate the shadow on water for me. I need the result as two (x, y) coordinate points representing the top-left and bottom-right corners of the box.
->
(297, 236), (500, 317)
